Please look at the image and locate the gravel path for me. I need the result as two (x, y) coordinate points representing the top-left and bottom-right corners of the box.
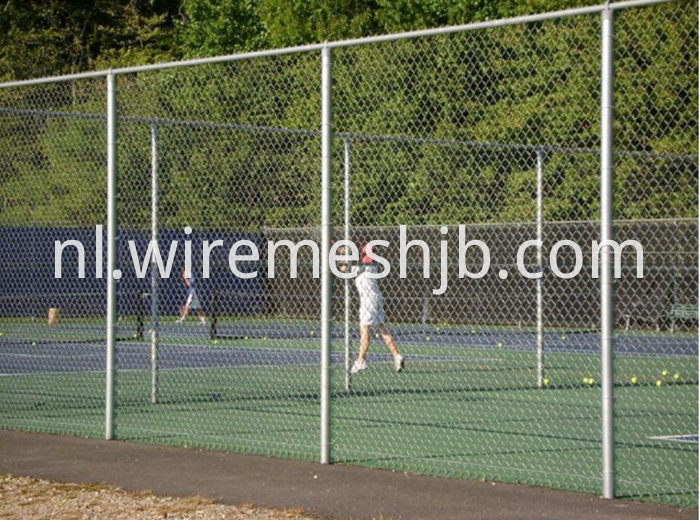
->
(0, 475), (319, 520)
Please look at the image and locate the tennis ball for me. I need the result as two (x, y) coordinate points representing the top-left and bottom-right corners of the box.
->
(655, 379), (664, 387)
(673, 373), (680, 381)
(629, 376), (638, 385)
(543, 377), (551, 386)
(661, 369), (669, 377)
(497, 341), (503, 347)
(0, 332), (4, 336)
(435, 327), (442, 333)
(31, 341), (37, 346)
(375, 333), (381, 338)
(244, 336), (250, 340)
(583, 377), (589, 384)
(263, 336), (269, 341)
(426, 336), (431, 341)
(132, 333), (139, 339)
(213, 340), (219, 345)
(560, 335), (567, 341)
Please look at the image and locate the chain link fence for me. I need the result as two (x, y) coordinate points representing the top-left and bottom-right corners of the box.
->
(0, 0), (697, 508)
(0, 79), (111, 438)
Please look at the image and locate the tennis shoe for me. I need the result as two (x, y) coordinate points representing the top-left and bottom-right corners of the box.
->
(199, 317), (208, 325)
(350, 359), (367, 374)
(176, 317), (185, 324)
(394, 354), (405, 372)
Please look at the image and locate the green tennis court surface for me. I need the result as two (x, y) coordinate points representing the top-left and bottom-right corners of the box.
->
(1, 319), (696, 508)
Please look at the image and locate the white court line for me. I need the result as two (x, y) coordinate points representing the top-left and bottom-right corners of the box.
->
(649, 434), (698, 443)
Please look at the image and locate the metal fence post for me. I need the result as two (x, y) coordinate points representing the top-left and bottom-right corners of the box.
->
(536, 150), (545, 388)
(320, 44), (333, 464)
(150, 122), (159, 404)
(105, 71), (118, 440)
(600, 6), (616, 500)
(344, 138), (352, 393)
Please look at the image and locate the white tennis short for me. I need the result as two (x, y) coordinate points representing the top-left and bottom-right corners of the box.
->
(354, 264), (385, 326)
(185, 290), (201, 310)
(359, 294), (385, 326)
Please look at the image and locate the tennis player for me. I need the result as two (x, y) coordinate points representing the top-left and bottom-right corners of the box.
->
(177, 267), (207, 324)
(342, 243), (404, 374)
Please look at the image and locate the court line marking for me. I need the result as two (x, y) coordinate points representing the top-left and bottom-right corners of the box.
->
(649, 434), (699, 443)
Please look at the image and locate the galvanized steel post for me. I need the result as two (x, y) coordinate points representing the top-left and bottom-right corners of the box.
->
(600, 6), (616, 500)
(320, 44), (333, 464)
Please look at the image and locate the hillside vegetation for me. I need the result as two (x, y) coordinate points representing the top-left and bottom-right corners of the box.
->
(0, 0), (697, 229)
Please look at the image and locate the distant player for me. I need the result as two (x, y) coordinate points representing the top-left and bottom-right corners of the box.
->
(341, 243), (404, 374)
(177, 267), (207, 325)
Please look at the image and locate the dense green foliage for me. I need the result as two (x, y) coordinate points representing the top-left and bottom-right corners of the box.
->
(0, 0), (697, 229)
(0, 0), (617, 78)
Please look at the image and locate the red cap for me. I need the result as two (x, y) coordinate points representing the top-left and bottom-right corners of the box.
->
(360, 243), (373, 264)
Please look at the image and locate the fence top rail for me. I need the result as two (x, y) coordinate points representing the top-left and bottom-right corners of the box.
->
(0, 0), (680, 89)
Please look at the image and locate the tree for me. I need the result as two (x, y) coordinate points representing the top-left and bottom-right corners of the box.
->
(176, 0), (266, 57)
(0, 0), (178, 82)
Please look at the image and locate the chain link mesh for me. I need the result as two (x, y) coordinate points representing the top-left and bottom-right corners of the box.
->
(0, 0), (697, 508)
(111, 54), (323, 459)
(0, 79), (111, 437)
(330, 4), (697, 505)
(610, 1), (698, 503)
